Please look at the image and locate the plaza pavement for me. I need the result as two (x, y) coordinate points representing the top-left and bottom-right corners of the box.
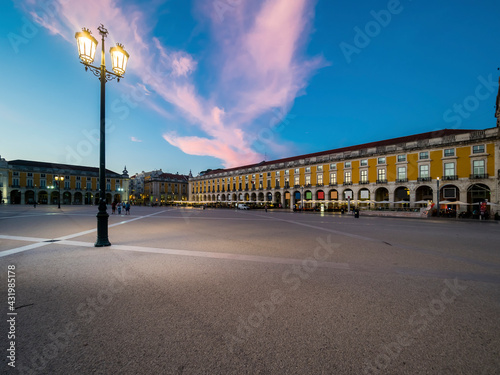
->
(0, 205), (499, 374)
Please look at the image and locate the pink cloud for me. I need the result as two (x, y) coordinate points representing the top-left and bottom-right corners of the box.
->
(163, 0), (326, 166)
(26, 0), (326, 169)
(163, 133), (261, 168)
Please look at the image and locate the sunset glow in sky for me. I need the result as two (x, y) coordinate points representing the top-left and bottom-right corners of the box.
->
(1, 0), (499, 176)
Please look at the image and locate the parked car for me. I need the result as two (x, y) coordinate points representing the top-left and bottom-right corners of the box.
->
(237, 204), (249, 210)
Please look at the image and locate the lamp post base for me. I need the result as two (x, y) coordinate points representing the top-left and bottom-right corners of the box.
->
(95, 210), (111, 247)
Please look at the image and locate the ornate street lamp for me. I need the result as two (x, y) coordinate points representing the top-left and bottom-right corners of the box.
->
(75, 24), (130, 247)
(54, 176), (64, 209)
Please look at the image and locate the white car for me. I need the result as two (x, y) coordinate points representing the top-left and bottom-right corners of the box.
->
(237, 204), (249, 210)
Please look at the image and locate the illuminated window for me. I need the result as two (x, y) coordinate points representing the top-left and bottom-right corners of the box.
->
(330, 173), (336, 185)
(377, 169), (386, 181)
(317, 174), (323, 185)
(344, 171), (351, 183)
(360, 170), (368, 182)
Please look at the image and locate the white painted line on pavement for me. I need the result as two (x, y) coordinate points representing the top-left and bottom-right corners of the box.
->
(0, 234), (350, 269)
(0, 235), (50, 242)
(0, 210), (168, 256)
(0, 242), (49, 258)
(54, 210), (167, 240)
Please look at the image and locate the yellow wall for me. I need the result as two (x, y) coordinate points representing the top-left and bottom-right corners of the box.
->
(429, 151), (441, 178)
(367, 158), (377, 182)
(487, 143), (495, 176)
(386, 156), (396, 181)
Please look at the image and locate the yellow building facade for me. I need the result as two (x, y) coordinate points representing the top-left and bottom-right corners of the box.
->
(189, 127), (500, 216)
(1, 159), (129, 205)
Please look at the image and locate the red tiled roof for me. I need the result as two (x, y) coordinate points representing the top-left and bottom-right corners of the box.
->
(158, 173), (189, 181)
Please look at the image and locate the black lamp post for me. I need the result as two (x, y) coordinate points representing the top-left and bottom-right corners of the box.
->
(55, 176), (64, 209)
(75, 25), (130, 247)
(436, 177), (440, 217)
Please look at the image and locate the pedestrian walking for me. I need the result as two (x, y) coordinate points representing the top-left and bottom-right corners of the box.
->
(111, 201), (117, 214)
(125, 202), (130, 215)
(117, 202), (122, 215)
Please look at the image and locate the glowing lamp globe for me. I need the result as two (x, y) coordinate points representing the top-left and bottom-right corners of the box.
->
(75, 28), (98, 64)
(109, 43), (129, 76)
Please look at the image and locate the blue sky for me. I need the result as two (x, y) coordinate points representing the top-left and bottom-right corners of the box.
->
(1, 0), (499, 177)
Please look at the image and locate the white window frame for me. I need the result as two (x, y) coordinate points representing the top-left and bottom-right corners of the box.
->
(397, 167), (406, 180)
(472, 145), (485, 154)
(419, 164), (430, 179)
(419, 151), (429, 160)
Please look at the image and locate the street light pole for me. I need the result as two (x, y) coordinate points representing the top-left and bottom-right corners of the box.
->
(55, 176), (64, 209)
(437, 177), (440, 217)
(96, 25), (110, 247)
(301, 186), (304, 212)
(75, 25), (129, 247)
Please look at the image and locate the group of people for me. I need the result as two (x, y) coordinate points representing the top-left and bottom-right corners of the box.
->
(111, 201), (131, 215)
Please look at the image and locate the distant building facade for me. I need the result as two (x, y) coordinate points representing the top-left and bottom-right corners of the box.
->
(189, 127), (500, 215)
(129, 169), (190, 205)
(0, 158), (129, 205)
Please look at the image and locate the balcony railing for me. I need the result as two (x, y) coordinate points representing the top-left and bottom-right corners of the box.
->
(442, 175), (458, 181)
(376, 179), (387, 184)
(359, 180), (370, 185)
(294, 185), (301, 188)
(396, 178), (408, 183)
(316, 183), (324, 187)
(329, 183), (338, 187)
(417, 177), (431, 182)
(343, 182), (352, 186)
(470, 173), (489, 179)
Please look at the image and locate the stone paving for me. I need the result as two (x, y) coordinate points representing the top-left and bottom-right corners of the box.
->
(0, 205), (499, 374)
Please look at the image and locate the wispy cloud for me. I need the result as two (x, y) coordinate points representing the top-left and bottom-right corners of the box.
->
(26, 0), (326, 168)
(130, 136), (142, 143)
